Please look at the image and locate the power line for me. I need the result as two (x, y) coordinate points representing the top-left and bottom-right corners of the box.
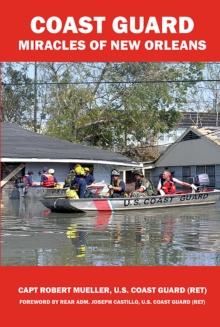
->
(2, 79), (220, 86)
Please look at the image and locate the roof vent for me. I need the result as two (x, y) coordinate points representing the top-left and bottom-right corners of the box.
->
(182, 131), (200, 141)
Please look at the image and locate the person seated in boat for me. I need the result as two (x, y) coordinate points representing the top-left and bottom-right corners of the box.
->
(39, 166), (48, 183)
(48, 168), (58, 185)
(84, 167), (95, 186)
(157, 170), (197, 196)
(108, 169), (125, 198)
(71, 166), (87, 198)
(40, 167), (57, 188)
(131, 170), (155, 197)
(66, 185), (79, 199)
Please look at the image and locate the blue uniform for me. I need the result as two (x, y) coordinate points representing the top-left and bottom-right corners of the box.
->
(71, 176), (87, 198)
(85, 174), (95, 186)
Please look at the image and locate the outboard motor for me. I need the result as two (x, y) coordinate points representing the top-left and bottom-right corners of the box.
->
(194, 173), (210, 191)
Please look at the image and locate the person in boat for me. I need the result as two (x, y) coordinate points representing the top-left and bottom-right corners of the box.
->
(157, 170), (197, 196)
(64, 169), (74, 187)
(71, 166), (87, 198)
(40, 167), (56, 188)
(84, 167), (95, 186)
(66, 185), (79, 199)
(39, 166), (48, 182)
(131, 170), (155, 197)
(64, 164), (81, 187)
(108, 169), (125, 198)
(48, 168), (58, 185)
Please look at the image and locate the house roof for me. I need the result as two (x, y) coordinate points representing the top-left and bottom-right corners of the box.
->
(178, 112), (220, 128)
(154, 126), (220, 167)
(191, 126), (220, 146)
(1, 122), (140, 167)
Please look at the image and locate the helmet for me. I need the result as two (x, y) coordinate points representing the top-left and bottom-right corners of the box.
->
(111, 169), (120, 176)
(48, 169), (55, 174)
(75, 166), (85, 175)
(84, 167), (90, 172)
(75, 166), (82, 175)
(74, 164), (81, 169)
(133, 170), (144, 177)
(80, 168), (85, 176)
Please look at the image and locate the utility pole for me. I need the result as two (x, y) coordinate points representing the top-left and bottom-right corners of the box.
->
(34, 62), (38, 132)
(213, 91), (218, 127)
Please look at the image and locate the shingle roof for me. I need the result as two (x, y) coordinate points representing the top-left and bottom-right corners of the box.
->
(178, 112), (220, 128)
(191, 126), (220, 146)
(2, 122), (138, 166)
(154, 126), (220, 167)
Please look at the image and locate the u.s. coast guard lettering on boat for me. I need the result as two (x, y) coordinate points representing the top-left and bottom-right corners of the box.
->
(124, 193), (209, 207)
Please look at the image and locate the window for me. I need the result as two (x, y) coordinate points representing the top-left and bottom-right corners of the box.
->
(196, 165), (215, 187)
(196, 165), (205, 175)
(182, 166), (191, 183)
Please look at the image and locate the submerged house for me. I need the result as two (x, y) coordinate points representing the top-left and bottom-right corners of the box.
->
(149, 126), (220, 188)
(1, 122), (141, 186)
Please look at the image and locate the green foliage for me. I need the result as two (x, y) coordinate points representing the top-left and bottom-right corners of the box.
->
(3, 62), (204, 150)
(3, 63), (35, 127)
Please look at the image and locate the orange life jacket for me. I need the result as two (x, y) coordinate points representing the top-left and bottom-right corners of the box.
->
(162, 180), (176, 194)
(42, 174), (55, 188)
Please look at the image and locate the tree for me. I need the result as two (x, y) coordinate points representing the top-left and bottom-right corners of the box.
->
(80, 62), (203, 149)
(187, 63), (220, 113)
(2, 62), (205, 151)
(2, 63), (35, 128)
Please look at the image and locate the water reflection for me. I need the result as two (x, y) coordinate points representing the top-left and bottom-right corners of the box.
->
(1, 198), (220, 266)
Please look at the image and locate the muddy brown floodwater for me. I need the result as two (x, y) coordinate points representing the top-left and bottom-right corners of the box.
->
(1, 198), (220, 266)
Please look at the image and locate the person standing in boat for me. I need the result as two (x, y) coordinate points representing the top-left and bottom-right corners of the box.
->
(84, 167), (95, 186)
(64, 168), (74, 187)
(71, 166), (87, 198)
(132, 170), (155, 197)
(108, 170), (125, 198)
(157, 170), (197, 196)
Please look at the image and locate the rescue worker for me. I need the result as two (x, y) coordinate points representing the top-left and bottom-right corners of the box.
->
(132, 170), (155, 197)
(84, 167), (95, 186)
(157, 170), (197, 195)
(48, 168), (58, 185)
(108, 169), (125, 198)
(40, 168), (56, 188)
(64, 168), (76, 187)
(71, 166), (87, 198)
(66, 185), (79, 199)
(39, 167), (48, 182)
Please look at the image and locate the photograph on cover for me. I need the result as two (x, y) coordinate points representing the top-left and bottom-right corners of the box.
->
(1, 62), (220, 266)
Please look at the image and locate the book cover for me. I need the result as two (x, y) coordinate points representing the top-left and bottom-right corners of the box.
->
(0, 0), (219, 326)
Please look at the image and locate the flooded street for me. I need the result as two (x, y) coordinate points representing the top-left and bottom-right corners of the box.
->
(1, 198), (220, 266)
